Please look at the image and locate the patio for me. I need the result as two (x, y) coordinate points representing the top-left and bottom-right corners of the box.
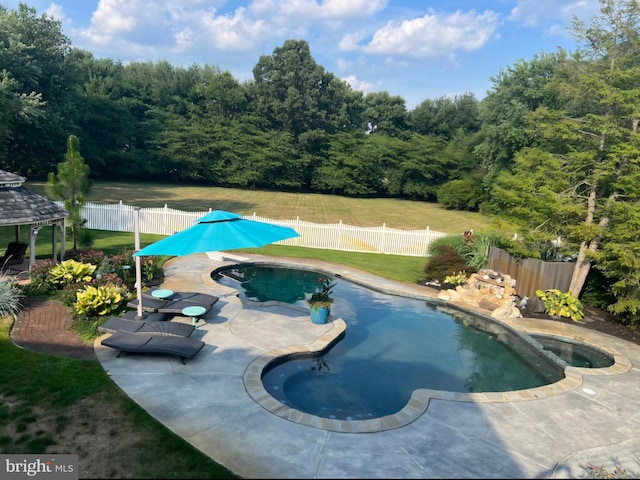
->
(94, 252), (640, 479)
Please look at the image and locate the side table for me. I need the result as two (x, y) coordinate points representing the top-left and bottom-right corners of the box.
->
(182, 305), (207, 328)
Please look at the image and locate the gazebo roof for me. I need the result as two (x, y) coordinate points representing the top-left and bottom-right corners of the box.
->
(0, 170), (68, 226)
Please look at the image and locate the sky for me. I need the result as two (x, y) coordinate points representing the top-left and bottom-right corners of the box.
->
(4, 0), (602, 110)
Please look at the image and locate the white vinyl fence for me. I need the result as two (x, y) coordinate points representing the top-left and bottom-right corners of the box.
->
(58, 201), (449, 257)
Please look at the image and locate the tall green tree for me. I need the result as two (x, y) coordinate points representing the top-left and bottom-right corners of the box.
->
(489, 0), (640, 322)
(0, 3), (82, 177)
(410, 93), (480, 140)
(474, 52), (561, 184)
(47, 135), (93, 250)
(544, 0), (640, 311)
(250, 39), (357, 138)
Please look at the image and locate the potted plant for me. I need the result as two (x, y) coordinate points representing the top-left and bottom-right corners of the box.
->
(308, 277), (336, 324)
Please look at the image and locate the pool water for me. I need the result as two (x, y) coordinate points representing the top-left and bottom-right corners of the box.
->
(214, 265), (566, 420)
(531, 335), (614, 368)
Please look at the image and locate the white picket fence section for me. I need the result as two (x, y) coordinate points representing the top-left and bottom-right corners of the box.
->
(58, 201), (448, 257)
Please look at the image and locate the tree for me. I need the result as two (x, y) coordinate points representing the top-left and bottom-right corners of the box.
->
(410, 93), (480, 140)
(0, 4), (82, 177)
(250, 40), (358, 138)
(47, 135), (93, 250)
(489, 0), (640, 321)
(474, 52), (561, 184)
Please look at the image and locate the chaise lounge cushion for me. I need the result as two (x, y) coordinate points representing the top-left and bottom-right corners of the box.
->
(126, 295), (170, 313)
(157, 296), (219, 315)
(101, 331), (205, 364)
(98, 316), (195, 337)
(127, 289), (220, 314)
(122, 310), (170, 322)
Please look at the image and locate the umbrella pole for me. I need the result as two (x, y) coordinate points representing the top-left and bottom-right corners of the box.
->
(134, 207), (143, 319)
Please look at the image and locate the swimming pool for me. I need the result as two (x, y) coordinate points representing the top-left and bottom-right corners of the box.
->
(531, 334), (614, 368)
(214, 264), (566, 421)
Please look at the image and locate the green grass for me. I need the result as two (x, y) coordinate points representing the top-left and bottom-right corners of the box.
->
(0, 317), (239, 477)
(5, 180), (490, 271)
(24, 180), (492, 231)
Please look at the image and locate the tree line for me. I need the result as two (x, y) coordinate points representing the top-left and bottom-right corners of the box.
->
(2, 1), (640, 325)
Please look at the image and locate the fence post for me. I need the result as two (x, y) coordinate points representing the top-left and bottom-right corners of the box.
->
(380, 223), (387, 254)
(424, 226), (431, 256)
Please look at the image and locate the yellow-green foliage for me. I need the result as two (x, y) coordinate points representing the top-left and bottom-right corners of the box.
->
(49, 259), (96, 287)
(444, 271), (468, 286)
(535, 289), (584, 321)
(75, 283), (129, 316)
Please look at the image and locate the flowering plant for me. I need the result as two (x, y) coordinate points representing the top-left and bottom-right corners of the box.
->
(308, 277), (336, 311)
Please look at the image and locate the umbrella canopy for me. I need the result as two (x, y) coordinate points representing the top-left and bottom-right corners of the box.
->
(133, 210), (299, 257)
(130, 210), (300, 318)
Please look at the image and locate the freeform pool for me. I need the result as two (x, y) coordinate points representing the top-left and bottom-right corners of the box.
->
(214, 264), (567, 421)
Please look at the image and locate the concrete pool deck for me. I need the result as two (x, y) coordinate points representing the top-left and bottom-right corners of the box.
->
(95, 253), (640, 479)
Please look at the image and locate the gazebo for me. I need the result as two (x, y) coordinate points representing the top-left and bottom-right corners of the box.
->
(0, 169), (69, 270)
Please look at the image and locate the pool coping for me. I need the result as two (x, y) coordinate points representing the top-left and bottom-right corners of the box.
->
(212, 258), (632, 434)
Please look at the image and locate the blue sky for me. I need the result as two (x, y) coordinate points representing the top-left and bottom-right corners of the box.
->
(5, 0), (601, 110)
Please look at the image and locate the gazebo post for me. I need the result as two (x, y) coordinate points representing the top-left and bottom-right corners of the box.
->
(29, 225), (37, 270)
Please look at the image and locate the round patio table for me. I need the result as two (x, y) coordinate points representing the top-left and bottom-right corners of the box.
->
(151, 289), (174, 299)
(182, 305), (207, 328)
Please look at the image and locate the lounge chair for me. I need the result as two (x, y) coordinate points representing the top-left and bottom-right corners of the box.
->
(157, 294), (219, 315)
(101, 330), (205, 364)
(126, 295), (172, 313)
(98, 316), (195, 337)
(127, 289), (220, 315)
(122, 310), (170, 322)
(0, 241), (28, 269)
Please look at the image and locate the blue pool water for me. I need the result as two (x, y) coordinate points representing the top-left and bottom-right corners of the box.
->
(532, 334), (614, 368)
(213, 265), (565, 420)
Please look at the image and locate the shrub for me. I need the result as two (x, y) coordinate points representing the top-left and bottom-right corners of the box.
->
(28, 259), (58, 294)
(60, 281), (90, 307)
(109, 249), (137, 289)
(428, 232), (494, 271)
(63, 248), (105, 265)
(49, 259), (97, 288)
(139, 256), (164, 283)
(535, 289), (584, 322)
(0, 274), (24, 317)
(74, 283), (130, 317)
(423, 246), (474, 284)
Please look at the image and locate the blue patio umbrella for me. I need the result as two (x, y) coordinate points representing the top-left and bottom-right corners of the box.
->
(134, 210), (299, 257)
(131, 210), (300, 317)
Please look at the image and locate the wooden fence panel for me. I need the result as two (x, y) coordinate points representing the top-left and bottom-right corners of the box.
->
(488, 247), (575, 303)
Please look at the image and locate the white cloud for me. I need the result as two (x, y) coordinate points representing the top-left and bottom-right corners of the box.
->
(338, 32), (365, 51)
(362, 9), (501, 59)
(45, 3), (67, 23)
(88, 0), (137, 35)
(250, 0), (387, 21)
(200, 7), (271, 50)
(342, 74), (373, 94)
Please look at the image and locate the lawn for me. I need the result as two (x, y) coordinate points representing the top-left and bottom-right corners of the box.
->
(24, 180), (492, 231)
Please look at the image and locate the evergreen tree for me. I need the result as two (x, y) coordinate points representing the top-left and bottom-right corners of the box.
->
(47, 135), (93, 251)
